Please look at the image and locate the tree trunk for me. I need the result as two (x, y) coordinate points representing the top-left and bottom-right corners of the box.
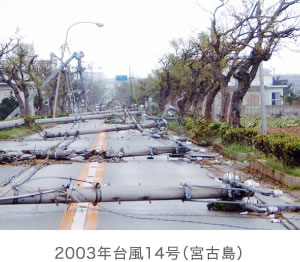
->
(205, 84), (220, 122)
(220, 86), (231, 122)
(36, 87), (44, 115)
(193, 84), (214, 117)
(158, 85), (170, 111)
(23, 88), (31, 116)
(229, 63), (260, 127)
(194, 96), (205, 116)
(214, 71), (231, 122)
(11, 86), (26, 117)
(229, 74), (250, 127)
(177, 96), (188, 116)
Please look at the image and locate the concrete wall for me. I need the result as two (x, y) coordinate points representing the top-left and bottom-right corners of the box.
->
(265, 105), (300, 117)
(213, 87), (285, 116)
(214, 104), (300, 117)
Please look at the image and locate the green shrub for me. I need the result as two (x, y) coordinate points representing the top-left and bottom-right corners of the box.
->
(168, 120), (182, 133)
(218, 123), (229, 138)
(182, 117), (195, 130)
(182, 117), (217, 143)
(222, 128), (258, 146)
(254, 135), (273, 156)
(282, 141), (300, 167)
(208, 121), (228, 138)
(208, 121), (223, 130)
(254, 132), (300, 167)
(0, 96), (18, 120)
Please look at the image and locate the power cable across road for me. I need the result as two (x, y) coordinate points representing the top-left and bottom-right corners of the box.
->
(94, 206), (274, 230)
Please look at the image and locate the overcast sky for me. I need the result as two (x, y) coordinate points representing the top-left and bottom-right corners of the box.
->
(1, 0), (300, 78)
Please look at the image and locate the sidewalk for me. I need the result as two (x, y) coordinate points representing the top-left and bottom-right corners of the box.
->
(207, 145), (300, 230)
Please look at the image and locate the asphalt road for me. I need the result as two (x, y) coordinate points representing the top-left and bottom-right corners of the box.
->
(0, 120), (291, 229)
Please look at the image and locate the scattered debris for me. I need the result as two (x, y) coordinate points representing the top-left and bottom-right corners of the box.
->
(70, 156), (85, 162)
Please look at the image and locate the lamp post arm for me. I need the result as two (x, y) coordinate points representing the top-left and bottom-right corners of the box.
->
(62, 21), (104, 59)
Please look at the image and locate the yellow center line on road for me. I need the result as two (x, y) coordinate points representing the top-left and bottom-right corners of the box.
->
(58, 130), (108, 230)
(84, 132), (107, 230)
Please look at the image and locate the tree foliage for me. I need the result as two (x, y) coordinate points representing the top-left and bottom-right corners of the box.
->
(0, 96), (18, 120)
(142, 0), (300, 126)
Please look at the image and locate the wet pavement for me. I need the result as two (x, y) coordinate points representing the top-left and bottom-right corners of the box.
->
(0, 119), (297, 229)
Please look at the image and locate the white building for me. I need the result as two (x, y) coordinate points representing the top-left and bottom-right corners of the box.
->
(214, 68), (286, 116)
(274, 74), (300, 94)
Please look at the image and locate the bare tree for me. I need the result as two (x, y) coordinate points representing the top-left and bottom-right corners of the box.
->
(229, 0), (300, 127)
(155, 38), (215, 117)
(156, 55), (174, 112)
(0, 42), (38, 116)
(200, 0), (258, 122)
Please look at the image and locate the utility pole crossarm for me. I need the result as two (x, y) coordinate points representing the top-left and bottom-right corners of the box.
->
(41, 52), (84, 89)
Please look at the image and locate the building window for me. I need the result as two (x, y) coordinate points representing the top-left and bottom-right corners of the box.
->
(272, 92), (282, 105)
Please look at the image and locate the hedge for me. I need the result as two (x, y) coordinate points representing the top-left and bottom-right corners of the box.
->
(222, 128), (258, 146)
(181, 120), (300, 167)
(254, 132), (300, 167)
(182, 118), (229, 143)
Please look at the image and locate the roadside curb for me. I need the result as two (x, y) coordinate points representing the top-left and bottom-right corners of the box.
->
(249, 159), (300, 187)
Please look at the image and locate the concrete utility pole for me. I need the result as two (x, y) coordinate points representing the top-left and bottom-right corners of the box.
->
(0, 119), (25, 130)
(37, 110), (140, 124)
(129, 66), (133, 105)
(0, 185), (228, 205)
(0, 110), (139, 130)
(1, 184), (299, 214)
(259, 62), (267, 134)
(77, 56), (88, 112)
(43, 122), (156, 138)
(69, 109), (125, 116)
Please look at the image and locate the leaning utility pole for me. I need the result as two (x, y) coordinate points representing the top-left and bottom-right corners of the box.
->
(77, 56), (88, 112)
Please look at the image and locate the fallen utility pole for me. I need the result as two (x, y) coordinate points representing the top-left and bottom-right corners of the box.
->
(1, 142), (215, 163)
(145, 115), (180, 121)
(0, 174), (298, 215)
(69, 109), (126, 116)
(124, 109), (143, 132)
(0, 184), (228, 205)
(107, 146), (190, 159)
(0, 119), (25, 130)
(36, 111), (140, 125)
(0, 111), (140, 131)
(43, 122), (156, 138)
(19, 145), (191, 161)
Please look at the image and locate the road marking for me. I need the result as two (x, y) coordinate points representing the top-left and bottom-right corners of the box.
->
(85, 133), (107, 230)
(58, 130), (107, 230)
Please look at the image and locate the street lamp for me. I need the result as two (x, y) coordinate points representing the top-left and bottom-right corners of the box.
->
(52, 21), (104, 118)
